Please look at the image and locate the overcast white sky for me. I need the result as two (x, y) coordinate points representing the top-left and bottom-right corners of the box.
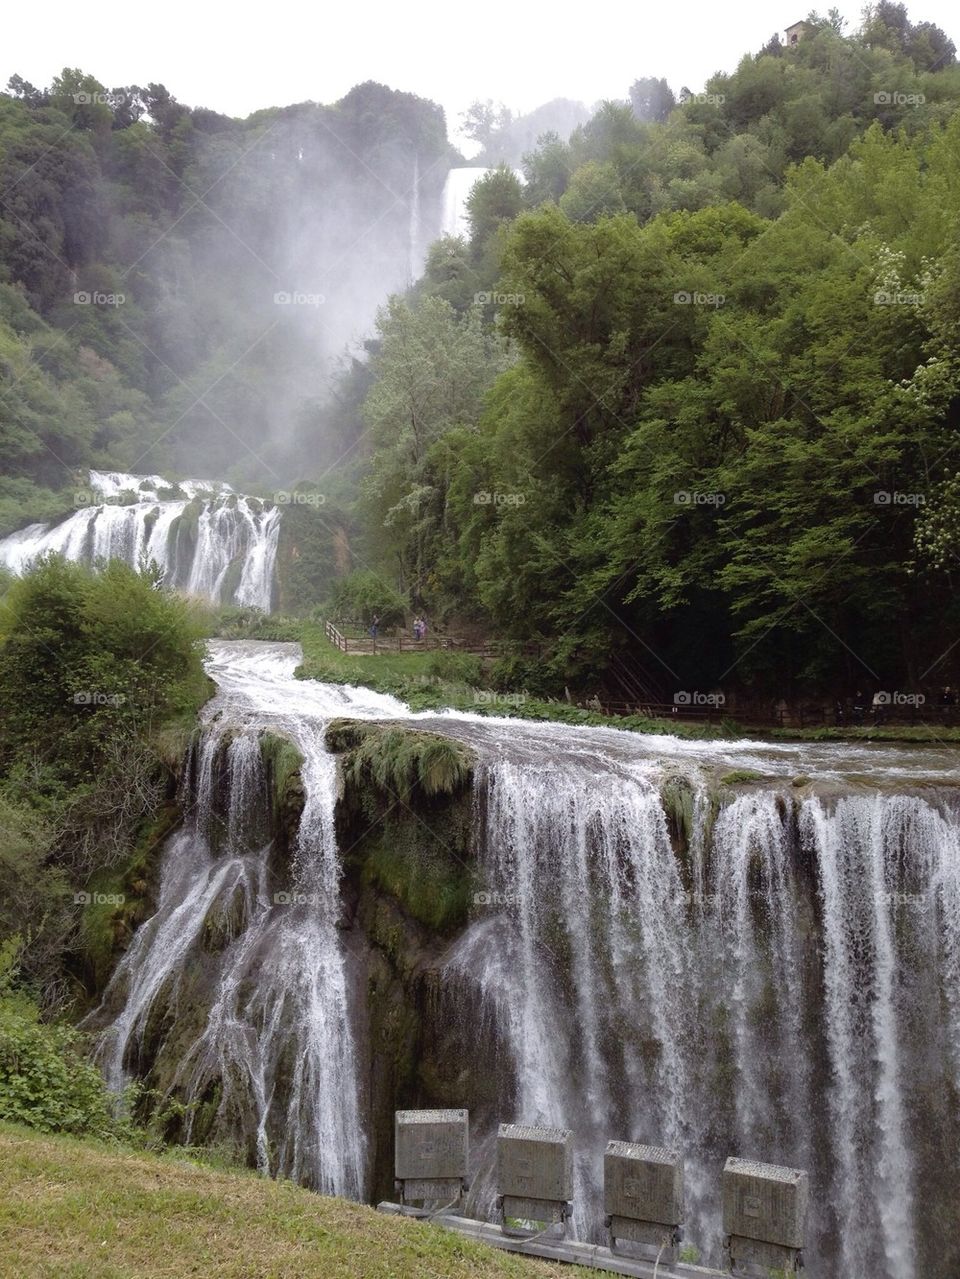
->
(4, 0), (958, 149)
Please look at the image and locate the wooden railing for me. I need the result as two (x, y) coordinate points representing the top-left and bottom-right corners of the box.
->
(323, 619), (541, 659)
(324, 620), (349, 652)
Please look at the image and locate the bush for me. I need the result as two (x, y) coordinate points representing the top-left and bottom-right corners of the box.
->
(328, 570), (405, 629)
(0, 939), (132, 1140)
(0, 556), (209, 986)
(425, 650), (483, 686)
(211, 606), (302, 641)
(0, 556), (207, 777)
(0, 796), (67, 988)
(489, 653), (561, 699)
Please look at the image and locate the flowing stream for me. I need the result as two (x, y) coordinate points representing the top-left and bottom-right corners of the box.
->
(90, 640), (960, 1279)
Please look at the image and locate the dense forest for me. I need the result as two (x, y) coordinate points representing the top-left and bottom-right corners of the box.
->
(353, 3), (960, 701)
(2, 2), (960, 707)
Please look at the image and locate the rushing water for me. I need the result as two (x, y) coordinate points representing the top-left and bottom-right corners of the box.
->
(0, 471), (280, 610)
(90, 646), (401, 1196)
(90, 641), (960, 1278)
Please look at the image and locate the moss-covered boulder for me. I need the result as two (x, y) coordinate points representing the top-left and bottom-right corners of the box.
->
(326, 720), (472, 801)
(326, 720), (480, 1198)
(258, 731), (305, 856)
(327, 721), (475, 934)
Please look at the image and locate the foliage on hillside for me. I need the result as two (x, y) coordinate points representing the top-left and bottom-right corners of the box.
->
(0, 557), (207, 994)
(0, 938), (136, 1140)
(349, 6), (960, 699)
(2, 5), (960, 700)
(0, 73), (451, 531)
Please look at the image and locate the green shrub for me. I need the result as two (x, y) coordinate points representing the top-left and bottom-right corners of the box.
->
(328, 570), (405, 629)
(0, 556), (210, 985)
(489, 653), (560, 699)
(211, 606), (302, 642)
(0, 939), (133, 1140)
(0, 795), (68, 988)
(424, 650), (483, 686)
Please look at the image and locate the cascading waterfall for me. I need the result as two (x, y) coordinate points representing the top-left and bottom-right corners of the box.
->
(797, 795), (960, 1279)
(90, 665), (369, 1198)
(442, 758), (960, 1279)
(88, 640), (960, 1279)
(445, 756), (696, 1239)
(0, 471), (280, 610)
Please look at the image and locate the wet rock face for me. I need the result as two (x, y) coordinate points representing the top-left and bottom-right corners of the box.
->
(327, 721), (479, 1201)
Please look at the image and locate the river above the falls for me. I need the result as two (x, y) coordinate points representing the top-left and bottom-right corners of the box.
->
(205, 638), (960, 788)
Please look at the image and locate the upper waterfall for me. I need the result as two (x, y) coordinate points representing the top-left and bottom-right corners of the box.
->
(440, 167), (491, 238)
(0, 471), (280, 612)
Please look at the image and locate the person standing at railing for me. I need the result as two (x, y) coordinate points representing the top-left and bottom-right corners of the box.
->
(872, 689), (886, 727)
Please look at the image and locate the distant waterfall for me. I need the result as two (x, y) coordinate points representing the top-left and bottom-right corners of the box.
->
(408, 154), (422, 281)
(440, 167), (490, 238)
(0, 471), (280, 611)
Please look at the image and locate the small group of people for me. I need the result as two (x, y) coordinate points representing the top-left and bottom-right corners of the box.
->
(366, 613), (429, 642)
(838, 691), (891, 727)
(833, 686), (956, 727)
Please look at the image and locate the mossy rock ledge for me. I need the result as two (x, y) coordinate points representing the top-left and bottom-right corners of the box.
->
(326, 719), (479, 1197)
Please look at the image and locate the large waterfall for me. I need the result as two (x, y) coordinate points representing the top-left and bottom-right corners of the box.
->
(0, 472), (280, 610)
(89, 641), (960, 1279)
(90, 644), (406, 1196)
(445, 759), (960, 1279)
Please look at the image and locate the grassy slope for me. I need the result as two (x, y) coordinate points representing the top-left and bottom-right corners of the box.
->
(296, 623), (720, 738)
(295, 623), (960, 744)
(0, 1123), (601, 1279)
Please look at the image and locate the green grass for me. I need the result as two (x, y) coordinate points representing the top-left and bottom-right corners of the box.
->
(767, 724), (960, 743)
(327, 721), (473, 799)
(294, 623), (960, 745)
(297, 623), (722, 737)
(0, 1122), (602, 1279)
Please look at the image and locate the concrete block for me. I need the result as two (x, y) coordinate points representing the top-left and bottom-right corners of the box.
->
(604, 1141), (684, 1226)
(722, 1157), (808, 1250)
(400, 1178), (463, 1202)
(395, 1109), (468, 1182)
(502, 1195), (567, 1225)
(728, 1234), (803, 1274)
(497, 1123), (573, 1202)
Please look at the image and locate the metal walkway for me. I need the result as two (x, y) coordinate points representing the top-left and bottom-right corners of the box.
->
(377, 1203), (728, 1278)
